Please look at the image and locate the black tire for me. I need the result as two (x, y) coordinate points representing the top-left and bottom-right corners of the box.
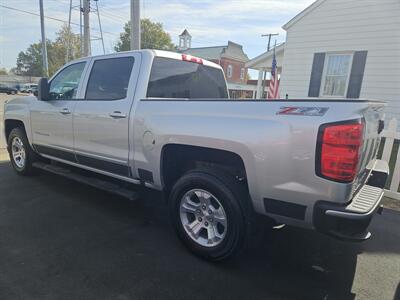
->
(7, 127), (37, 176)
(169, 168), (250, 261)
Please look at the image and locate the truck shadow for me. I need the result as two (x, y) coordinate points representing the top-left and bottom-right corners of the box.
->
(226, 225), (360, 299)
(0, 160), (398, 300)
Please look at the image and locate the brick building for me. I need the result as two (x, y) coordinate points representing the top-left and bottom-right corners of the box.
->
(178, 29), (265, 98)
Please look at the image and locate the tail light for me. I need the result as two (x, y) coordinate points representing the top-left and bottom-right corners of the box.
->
(317, 121), (364, 182)
(182, 54), (203, 64)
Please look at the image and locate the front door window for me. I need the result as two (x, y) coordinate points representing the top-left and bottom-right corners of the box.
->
(49, 62), (86, 100)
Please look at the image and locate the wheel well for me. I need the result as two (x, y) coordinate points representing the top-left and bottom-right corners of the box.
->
(161, 144), (248, 192)
(5, 119), (25, 141)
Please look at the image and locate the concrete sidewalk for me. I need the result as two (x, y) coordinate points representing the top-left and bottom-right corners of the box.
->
(0, 149), (8, 161)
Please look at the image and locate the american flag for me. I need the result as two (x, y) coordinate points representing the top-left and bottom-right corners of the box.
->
(267, 46), (279, 99)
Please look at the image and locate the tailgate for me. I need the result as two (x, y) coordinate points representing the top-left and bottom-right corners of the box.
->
(353, 102), (385, 192)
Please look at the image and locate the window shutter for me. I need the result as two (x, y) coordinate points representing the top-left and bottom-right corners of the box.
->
(346, 51), (368, 98)
(308, 53), (325, 97)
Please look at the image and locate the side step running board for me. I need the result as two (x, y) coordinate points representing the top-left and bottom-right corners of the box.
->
(33, 162), (139, 201)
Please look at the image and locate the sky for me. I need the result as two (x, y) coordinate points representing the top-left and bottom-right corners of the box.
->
(0, 0), (315, 71)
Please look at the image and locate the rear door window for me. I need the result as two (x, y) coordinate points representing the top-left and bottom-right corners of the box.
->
(85, 57), (135, 100)
(147, 57), (228, 98)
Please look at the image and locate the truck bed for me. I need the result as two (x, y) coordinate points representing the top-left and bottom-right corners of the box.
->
(134, 98), (385, 227)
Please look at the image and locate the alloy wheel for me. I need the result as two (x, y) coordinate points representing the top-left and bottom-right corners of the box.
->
(179, 189), (228, 247)
(11, 136), (26, 169)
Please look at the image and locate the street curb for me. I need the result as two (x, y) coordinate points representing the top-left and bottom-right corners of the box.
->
(0, 149), (9, 161)
(382, 197), (400, 212)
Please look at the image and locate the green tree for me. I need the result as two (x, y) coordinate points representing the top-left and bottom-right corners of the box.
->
(50, 25), (82, 74)
(15, 40), (51, 77)
(14, 25), (81, 77)
(0, 68), (7, 75)
(115, 18), (176, 52)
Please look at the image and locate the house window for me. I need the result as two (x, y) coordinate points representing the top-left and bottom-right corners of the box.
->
(227, 65), (233, 78)
(321, 53), (352, 97)
(240, 68), (245, 80)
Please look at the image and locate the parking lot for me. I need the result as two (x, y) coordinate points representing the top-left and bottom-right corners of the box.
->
(0, 155), (399, 300)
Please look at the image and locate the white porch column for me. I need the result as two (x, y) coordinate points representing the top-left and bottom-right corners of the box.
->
(256, 69), (263, 98)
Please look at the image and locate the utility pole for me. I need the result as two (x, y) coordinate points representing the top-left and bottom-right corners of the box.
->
(130, 0), (140, 50)
(83, 0), (90, 56)
(80, 0), (83, 56)
(260, 33), (279, 97)
(39, 0), (49, 77)
(261, 33), (279, 52)
(66, 0), (73, 63)
(70, 0), (103, 57)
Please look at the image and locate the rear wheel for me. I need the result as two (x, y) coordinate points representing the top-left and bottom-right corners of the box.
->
(169, 168), (249, 261)
(8, 127), (37, 175)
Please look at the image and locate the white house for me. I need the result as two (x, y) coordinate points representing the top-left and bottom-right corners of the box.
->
(247, 0), (400, 122)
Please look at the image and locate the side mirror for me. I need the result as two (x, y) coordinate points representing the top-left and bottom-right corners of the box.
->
(37, 77), (50, 101)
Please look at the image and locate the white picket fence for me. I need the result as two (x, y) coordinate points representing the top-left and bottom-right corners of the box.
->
(381, 118), (400, 200)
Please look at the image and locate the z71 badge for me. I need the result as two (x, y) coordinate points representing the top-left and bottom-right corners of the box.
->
(277, 106), (329, 116)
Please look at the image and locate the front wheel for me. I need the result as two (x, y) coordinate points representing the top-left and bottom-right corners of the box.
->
(169, 169), (249, 261)
(8, 128), (37, 175)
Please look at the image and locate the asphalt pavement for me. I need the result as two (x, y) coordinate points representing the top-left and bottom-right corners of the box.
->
(0, 160), (399, 300)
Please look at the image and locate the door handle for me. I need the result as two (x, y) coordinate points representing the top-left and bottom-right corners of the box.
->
(109, 111), (127, 119)
(60, 108), (71, 115)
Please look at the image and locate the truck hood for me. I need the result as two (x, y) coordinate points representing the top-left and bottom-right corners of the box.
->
(5, 95), (36, 107)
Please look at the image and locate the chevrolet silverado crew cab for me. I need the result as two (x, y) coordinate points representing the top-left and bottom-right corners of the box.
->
(3, 50), (389, 261)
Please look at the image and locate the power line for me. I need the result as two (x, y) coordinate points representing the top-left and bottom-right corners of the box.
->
(0, 4), (119, 37)
(51, 0), (122, 23)
(50, 0), (128, 31)
(0, 2), (264, 51)
(99, 11), (126, 24)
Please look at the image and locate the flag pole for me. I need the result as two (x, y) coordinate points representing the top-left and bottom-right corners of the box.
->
(274, 40), (280, 99)
(267, 40), (278, 99)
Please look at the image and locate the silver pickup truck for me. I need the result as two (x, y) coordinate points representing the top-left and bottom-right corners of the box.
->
(3, 50), (389, 261)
